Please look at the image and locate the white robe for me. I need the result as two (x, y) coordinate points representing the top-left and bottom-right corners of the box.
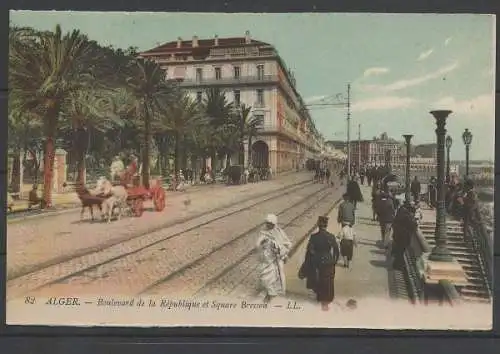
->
(110, 160), (125, 180)
(256, 226), (292, 296)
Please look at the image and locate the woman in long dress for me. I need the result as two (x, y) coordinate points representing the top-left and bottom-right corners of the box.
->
(299, 216), (340, 311)
(256, 214), (292, 303)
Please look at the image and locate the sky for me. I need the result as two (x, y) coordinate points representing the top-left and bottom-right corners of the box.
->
(10, 11), (496, 160)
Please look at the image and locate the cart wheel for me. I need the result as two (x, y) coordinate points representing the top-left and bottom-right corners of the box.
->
(133, 198), (144, 217)
(153, 187), (166, 212)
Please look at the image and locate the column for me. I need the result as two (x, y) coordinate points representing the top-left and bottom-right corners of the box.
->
(243, 140), (249, 168)
(53, 149), (67, 194)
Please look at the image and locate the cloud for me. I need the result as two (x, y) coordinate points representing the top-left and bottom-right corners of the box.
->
(444, 37), (453, 46)
(359, 61), (459, 92)
(352, 96), (418, 112)
(363, 67), (390, 77)
(432, 94), (495, 117)
(417, 49), (434, 61)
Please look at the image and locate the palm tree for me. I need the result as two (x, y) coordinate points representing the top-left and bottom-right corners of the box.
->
(158, 91), (207, 175)
(237, 105), (264, 167)
(202, 88), (234, 169)
(9, 24), (100, 207)
(59, 89), (124, 184)
(125, 58), (173, 189)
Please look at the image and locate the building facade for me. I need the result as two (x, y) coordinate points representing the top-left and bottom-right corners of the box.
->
(139, 31), (323, 173)
(349, 133), (404, 167)
(414, 143), (437, 159)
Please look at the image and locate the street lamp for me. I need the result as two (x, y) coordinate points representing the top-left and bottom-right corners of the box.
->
(462, 128), (473, 177)
(429, 110), (453, 262)
(403, 134), (413, 203)
(445, 135), (453, 183)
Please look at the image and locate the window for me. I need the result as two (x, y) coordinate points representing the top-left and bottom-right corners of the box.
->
(234, 66), (241, 79)
(215, 67), (222, 80)
(257, 64), (264, 79)
(196, 91), (202, 103)
(234, 90), (241, 105)
(254, 114), (265, 128)
(196, 68), (203, 82)
(256, 89), (264, 106)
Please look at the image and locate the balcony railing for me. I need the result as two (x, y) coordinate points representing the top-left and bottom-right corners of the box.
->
(174, 74), (279, 87)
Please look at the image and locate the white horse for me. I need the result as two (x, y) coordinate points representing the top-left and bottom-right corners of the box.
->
(95, 177), (128, 223)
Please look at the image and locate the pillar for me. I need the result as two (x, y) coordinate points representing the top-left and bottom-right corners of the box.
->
(243, 140), (249, 168)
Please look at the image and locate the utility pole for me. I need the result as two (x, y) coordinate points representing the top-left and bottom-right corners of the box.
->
(358, 123), (361, 170)
(346, 83), (351, 179)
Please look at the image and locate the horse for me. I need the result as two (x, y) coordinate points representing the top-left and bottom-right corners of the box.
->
(95, 177), (128, 223)
(75, 185), (104, 221)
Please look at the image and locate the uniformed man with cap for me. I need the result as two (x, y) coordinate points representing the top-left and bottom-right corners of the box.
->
(300, 216), (340, 311)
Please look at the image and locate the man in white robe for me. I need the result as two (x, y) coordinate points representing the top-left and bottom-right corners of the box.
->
(256, 214), (292, 302)
(110, 156), (125, 182)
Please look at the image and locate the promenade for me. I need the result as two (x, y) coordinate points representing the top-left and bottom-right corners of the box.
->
(285, 184), (390, 304)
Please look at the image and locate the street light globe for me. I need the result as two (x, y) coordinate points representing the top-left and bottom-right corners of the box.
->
(462, 128), (473, 146)
(445, 135), (453, 149)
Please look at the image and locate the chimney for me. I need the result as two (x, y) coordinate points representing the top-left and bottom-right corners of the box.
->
(214, 34), (219, 46)
(245, 30), (251, 44)
(177, 37), (182, 48)
(192, 35), (199, 48)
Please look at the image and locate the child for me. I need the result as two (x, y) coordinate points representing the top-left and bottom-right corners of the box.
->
(414, 201), (423, 225)
(339, 223), (357, 268)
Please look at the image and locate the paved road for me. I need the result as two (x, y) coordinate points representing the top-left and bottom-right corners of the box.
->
(7, 181), (340, 299)
(285, 183), (391, 305)
(6, 172), (312, 281)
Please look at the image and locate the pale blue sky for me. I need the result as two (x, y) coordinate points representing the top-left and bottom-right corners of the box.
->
(10, 11), (496, 160)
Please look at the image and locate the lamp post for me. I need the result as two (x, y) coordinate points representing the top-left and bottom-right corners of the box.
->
(445, 135), (452, 183)
(462, 128), (472, 177)
(403, 134), (413, 203)
(429, 110), (453, 262)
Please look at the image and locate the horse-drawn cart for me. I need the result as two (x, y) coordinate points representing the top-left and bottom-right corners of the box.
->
(124, 177), (166, 217)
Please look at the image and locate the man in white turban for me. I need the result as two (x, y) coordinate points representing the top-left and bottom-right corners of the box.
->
(256, 213), (292, 303)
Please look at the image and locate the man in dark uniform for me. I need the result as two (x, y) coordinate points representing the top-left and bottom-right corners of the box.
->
(300, 216), (340, 311)
(391, 201), (417, 269)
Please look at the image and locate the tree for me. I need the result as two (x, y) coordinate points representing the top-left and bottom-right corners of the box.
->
(235, 104), (264, 166)
(124, 58), (173, 189)
(202, 88), (235, 169)
(157, 91), (207, 175)
(9, 24), (102, 207)
(59, 89), (124, 184)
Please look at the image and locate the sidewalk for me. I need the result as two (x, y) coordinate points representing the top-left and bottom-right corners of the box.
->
(7, 171), (308, 221)
(285, 183), (390, 303)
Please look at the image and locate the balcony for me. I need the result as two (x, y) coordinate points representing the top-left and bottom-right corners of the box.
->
(174, 74), (279, 88)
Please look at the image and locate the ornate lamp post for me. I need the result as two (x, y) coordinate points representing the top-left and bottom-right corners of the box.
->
(403, 134), (413, 203)
(429, 110), (453, 262)
(462, 128), (473, 177)
(445, 135), (453, 183)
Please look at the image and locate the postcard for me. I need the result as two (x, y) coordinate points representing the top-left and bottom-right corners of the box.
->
(6, 11), (495, 329)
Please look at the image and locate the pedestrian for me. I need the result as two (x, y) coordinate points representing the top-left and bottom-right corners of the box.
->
(325, 168), (331, 185)
(410, 176), (421, 202)
(337, 193), (356, 227)
(414, 201), (423, 225)
(298, 216), (340, 311)
(339, 223), (357, 268)
(462, 179), (479, 239)
(376, 192), (395, 247)
(391, 201), (418, 269)
(346, 177), (363, 209)
(359, 168), (365, 185)
(371, 186), (381, 221)
(256, 214), (292, 303)
(110, 155), (125, 183)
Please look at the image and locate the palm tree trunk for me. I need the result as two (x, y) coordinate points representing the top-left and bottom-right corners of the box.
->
(142, 105), (151, 189)
(9, 151), (21, 193)
(42, 106), (59, 209)
(174, 131), (181, 176)
(248, 136), (253, 168)
(42, 135), (56, 208)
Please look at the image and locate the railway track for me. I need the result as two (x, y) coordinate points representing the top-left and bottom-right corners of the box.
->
(142, 184), (342, 297)
(193, 187), (343, 299)
(7, 181), (333, 300)
(7, 178), (312, 281)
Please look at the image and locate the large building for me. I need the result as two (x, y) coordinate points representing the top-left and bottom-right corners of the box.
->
(139, 31), (323, 173)
(414, 143), (437, 159)
(349, 133), (404, 167)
